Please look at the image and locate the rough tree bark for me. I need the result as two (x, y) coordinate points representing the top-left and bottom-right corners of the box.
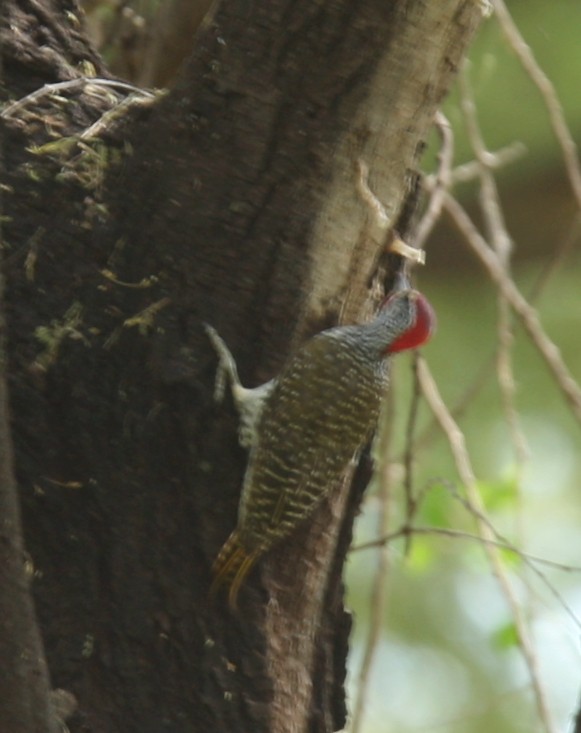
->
(1, 0), (487, 732)
(0, 249), (57, 733)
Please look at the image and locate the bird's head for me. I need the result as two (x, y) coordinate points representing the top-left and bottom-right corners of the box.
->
(377, 289), (436, 355)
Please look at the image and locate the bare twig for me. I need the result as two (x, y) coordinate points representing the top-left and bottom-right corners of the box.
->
(356, 160), (391, 233)
(352, 525), (581, 632)
(450, 142), (527, 184)
(416, 357), (558, 733)
(494, 0), (581, 211)
(0, 78), (155, 119)
(459, 72), (512, 261)
(410, 210), (581, 455)
(353, 525), (581, 574)
(350, 396), (395, 733)
(458, 68), (529, 473)
(528, 213), (581, 302)
(443, 192), (581, 427)
(414, 111), (454, 250)
(357, 160), (426, 264)
(402, 353), (423, 552)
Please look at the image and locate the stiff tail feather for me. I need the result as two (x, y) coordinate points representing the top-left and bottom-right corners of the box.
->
(210, 530), (260, 609)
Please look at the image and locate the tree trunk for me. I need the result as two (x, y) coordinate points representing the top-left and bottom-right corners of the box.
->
(1, 0), (486, 731)
(0, 275), (57, 733)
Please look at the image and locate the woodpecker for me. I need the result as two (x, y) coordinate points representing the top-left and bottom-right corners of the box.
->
(205, 287), (435, 607)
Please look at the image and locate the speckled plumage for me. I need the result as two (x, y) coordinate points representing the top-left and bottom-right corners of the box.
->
(206, 289), (434, 607)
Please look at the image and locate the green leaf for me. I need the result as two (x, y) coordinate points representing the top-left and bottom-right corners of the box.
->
(475, 472), (519, 511)
(492, 622), (519, 651)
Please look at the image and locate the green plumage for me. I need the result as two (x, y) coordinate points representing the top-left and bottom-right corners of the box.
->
(237, 331), (386, 549)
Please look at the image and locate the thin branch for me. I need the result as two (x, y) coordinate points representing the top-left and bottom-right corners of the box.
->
(493, 0), (581, 211)
(409, 210), (581, 455)
(443, 192), (581, 426)
(414, 111), (454, 250)
(352, 525), (581, 634)
(356, 160), (426, 265)
(445, 482), (581, 634)
(353, 526), (581, 575)
(458, 68), (529, 473)
(450, 142), (527, 184)
(402, 353), (423, 553)
(416, 357), (558, 733)
(527, 213), (581, 302)
(0, 78), (155, 119)
(350, 397), (395, 733)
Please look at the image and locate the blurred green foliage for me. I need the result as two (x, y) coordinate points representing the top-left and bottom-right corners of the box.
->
(444, 1), (581, 175)
(347, 3), (581, 730)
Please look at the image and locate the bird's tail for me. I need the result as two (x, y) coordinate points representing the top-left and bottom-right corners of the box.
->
(210, 530), (260, 610)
